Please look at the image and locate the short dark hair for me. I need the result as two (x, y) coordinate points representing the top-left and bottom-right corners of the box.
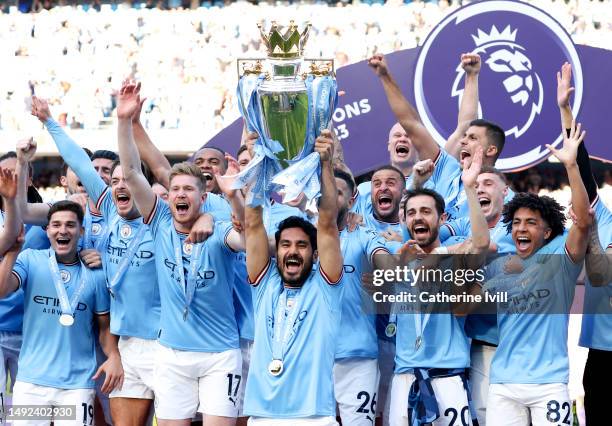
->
(0, 151), (17, 163)
(110, 160), (154, 185)
(372, 164), (405, 182)
(501, 192), (565, 242)
(91, 150), (118, 162)
(275, 216), (317, 252)
(403, 188), (446, 217)
(194, 145), (228, 169)
(0, 151), (33, 177)
(479, 165), (508, 185)
(236, 144), (249, 158)
(469, 119), (505, 159)
(334, 169), (355, 195)
(47, 200), (84, 225)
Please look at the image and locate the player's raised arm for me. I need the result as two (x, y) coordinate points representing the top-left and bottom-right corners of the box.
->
(245, 204), (270, 283)
(15, 139), (49, 226)
(557, 63), (598, 203)
(31, 96), (107, 204)
(116, 83), (156, 221)
(316, 130), (343, 283)
(557, 62), (575, 131)
(460, 146), (490, 255)
(368, 54), (440, 162)
(585, 225), (612, 286)
(445, 54), (481, 159)
(214, 158), (246, 252)
(0, 168), (21, 256)
(129, 83), (172, 189)
(546, 121), (591, 263)
(0, 232), (22, 298)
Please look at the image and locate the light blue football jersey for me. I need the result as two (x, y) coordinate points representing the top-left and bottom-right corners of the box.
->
(47, 118), (161, 340)
(202, 192), (232, 221)
(23, 226), (50, 251)
(463, 221), (517, 346)
(394, 239), (470, 372)
(244, 261), (344, 418)
(95, 189), (160, 340)
(233, 251), (254, 341)
(145, 197), (239, 352)
(440, 217), (515, 254)
(485, 236), (582, 384)
(12, 249), (109, 389)
(336, 226), (389, 360)
(580, 196), (612, 350)
(0, 211), (25, 333)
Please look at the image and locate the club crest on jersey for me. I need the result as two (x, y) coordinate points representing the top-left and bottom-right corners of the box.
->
(91, 223), (102, 236)
(120, 224), (132, 238)
(183, 242), (193, 256)
(60, 270), (71, 283)
(413, 0), (582, 171)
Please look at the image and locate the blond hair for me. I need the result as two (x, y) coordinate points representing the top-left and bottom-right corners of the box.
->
(169, 162), (206, 191)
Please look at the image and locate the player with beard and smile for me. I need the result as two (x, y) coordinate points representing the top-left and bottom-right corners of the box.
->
(243, 130), (344, 425)
(388, 147), (489, 426)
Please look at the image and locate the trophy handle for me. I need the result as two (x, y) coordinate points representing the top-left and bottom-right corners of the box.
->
(237, 58), (266, 78)
(302, 58), (335, 78)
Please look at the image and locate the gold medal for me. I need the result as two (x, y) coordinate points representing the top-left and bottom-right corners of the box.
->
(268, 359), (284, 376)
(385, 323), (396, 338)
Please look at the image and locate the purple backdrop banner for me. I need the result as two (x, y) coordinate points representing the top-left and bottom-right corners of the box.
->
(207, 0), (612, 175)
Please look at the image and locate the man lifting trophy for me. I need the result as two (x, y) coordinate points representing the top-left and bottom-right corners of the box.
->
(234, 21), (338, 206)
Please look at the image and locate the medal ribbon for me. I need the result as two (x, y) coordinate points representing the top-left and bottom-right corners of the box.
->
(48, 251), (89, 318)
(106, 222), (148, 295)
(83, 204), (93, 250)
(231, 74), (283, 207)
(271, 287), (303, 362)
(272, 75), (338, 203)
(171, 231), (203, 319)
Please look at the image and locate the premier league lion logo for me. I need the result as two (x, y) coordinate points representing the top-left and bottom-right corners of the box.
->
(451, 25), (543, 139)
(414, 0), (582, 171)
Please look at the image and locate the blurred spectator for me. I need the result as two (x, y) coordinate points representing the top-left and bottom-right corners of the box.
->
(1, 0), (608, 138)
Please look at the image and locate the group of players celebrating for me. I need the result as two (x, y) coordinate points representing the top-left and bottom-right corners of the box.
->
(0, 51), (609, 426)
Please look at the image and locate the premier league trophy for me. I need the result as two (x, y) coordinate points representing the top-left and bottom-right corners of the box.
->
(233, 21), (338, 206)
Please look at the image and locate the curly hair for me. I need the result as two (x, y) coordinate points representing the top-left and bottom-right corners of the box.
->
(501, 192), (566, 242)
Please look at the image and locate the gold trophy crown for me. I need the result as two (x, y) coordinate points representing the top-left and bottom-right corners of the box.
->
(258, 21), (312, 59)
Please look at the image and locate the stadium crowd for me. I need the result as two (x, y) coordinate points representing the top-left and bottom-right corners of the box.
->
(0, 0), (611, 136)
